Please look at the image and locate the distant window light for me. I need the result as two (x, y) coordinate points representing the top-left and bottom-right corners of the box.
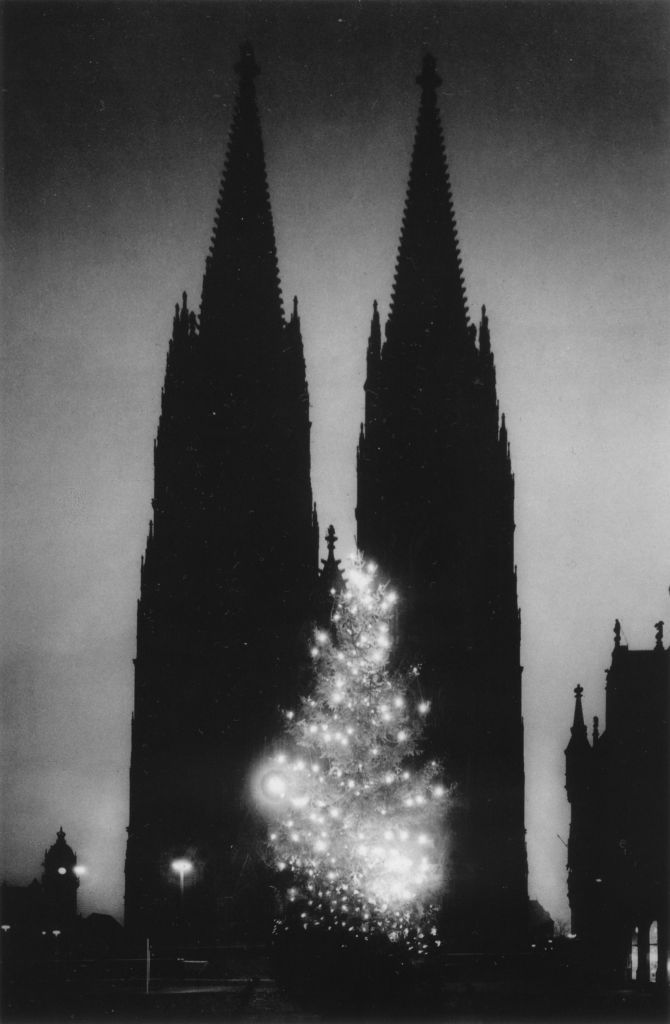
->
(650, 921), (658, 984)
(630, 926), (639, 982)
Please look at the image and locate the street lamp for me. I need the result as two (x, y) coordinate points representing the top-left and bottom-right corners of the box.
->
(171, 859), (193, 948)
(73, 865), (87, 877)
(170, 858), (193, 899)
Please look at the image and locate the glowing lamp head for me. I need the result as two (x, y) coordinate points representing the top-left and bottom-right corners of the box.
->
(57, 867), (67, 876)
(261, 770), (288, 801)
(73, 865), (87, 877)
(171, 858), (193, 878)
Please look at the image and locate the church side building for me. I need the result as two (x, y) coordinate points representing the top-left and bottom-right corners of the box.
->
(356, 55), (527, 952)
(124, 45), (319, 944)
(566, 617), (669, 986)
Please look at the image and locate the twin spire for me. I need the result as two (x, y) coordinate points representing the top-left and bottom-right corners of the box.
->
(201, 43), (466, 366)
(199, 41), (284, 341)
(387, 51), (469, 345)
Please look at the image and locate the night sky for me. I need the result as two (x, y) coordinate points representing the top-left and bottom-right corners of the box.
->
(2, 1), (669, 928)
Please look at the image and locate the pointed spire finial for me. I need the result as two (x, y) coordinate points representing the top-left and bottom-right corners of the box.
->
(416, 52), (442, 92)
(57, 827), (66, 841)
(366, 300), (382, 368)
(235, 41), (260, 83)
(478, 305), (491, 357)
(571, 684), (587, 735)
(592, 716), (600, 744)
(614, 618), (621, 648)
(654, 620), (664, 648)
(320, 523), (344, 601)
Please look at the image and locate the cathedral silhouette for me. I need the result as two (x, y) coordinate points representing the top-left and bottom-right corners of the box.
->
(125, 44), (528, 952)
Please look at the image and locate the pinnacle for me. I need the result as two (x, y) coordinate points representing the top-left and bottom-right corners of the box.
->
(385, 51), (469, 346)
(416, 52), (442, 92)
(199, 41), (284, 338)
(235, 41), (260, 83)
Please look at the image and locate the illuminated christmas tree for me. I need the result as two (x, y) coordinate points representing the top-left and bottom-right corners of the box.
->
(256, 558), (448, 957)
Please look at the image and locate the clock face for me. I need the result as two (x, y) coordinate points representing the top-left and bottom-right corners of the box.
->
(58, 867), (66, 875)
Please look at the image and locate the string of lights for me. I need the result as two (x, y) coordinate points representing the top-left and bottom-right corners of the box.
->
(256, 557), (448, 956)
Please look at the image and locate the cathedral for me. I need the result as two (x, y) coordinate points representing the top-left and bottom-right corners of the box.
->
(125, 46), (528, 951)
(565, 617), (668, 985)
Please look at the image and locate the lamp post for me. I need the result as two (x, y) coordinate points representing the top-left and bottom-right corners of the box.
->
(170, 859), (193, 951)
(171, 858), (193, 901)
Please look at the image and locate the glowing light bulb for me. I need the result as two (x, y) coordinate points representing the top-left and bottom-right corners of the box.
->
(418, 701), (430, 714)
(261, 771), (287, 800)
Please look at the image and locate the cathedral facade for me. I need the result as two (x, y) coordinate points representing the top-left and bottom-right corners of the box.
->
(125, 47), (528, 952)
(356, 55), (528, 951)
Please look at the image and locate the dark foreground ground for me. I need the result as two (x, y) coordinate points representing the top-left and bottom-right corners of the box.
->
(2, 945), (668, 1024)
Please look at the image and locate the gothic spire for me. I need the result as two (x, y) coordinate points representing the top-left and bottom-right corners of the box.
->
(200, 41), (284, 340)
(568, 684), (589, 747)
(368, 300), (381, 361)
(315, 524), (345, 628)
(386, 52), (469, 349)
(478, 305), (491, 357)
(320, 524), (345, 595)
(364, 300), (382, 428)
